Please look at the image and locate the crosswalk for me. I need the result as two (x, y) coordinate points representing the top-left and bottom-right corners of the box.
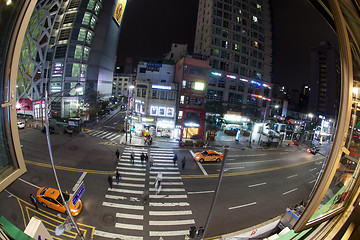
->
(87, 129), (122, 142)
(94, 147), (195, 239)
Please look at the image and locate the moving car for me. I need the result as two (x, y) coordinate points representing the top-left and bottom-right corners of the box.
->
(194, 150), (223, 163)
(41, 125), (55, 134)
(36, 187), (83, 216)
(307, 146), (318, 155)
(17, 121), (25, 129)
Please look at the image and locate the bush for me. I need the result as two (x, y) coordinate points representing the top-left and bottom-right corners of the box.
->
(224, 130), (237, 136)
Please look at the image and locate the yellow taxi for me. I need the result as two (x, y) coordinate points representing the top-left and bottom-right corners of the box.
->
(36, 187), (83, 216)
(194, 150), (223, 163)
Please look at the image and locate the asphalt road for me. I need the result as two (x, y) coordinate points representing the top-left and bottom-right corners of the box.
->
(0, 125), (326, 240)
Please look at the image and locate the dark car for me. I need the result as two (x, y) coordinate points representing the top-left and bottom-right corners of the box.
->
(41, 125), (55, 134)
(307, 146), (318, 155)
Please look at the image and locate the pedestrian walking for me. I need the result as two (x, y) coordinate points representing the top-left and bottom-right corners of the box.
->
(115, 170), (120, 184)
(130, 152), (135, 164)
(107, 175), (113, 188)
(142, 190), (149, 204)
(182, 157), (186, 169)
(140, 152), (145, 165)
(30, 194), (38, 210)
(145, 153), (149, 163)
(173, 154), (178, 165)
(115, 148), (120, 160)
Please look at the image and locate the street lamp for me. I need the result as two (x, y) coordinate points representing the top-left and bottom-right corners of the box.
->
(43, 82), (84, 239)
(125, 85), (135, 144)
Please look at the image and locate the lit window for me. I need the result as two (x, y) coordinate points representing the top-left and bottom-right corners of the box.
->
(86, 31), (93, 44)
(254, 41), (259, 47)
(82, 12), (91, 25)
(90, 16), (97, 29)
(74, 45), (83, 59)
(257, 4), (261, 9)
(182, 80), (186, 88)
(72, 63), (80, 77)
(180, 95), (185, 104)
(78, 28), (87, 41)
(253, 16), (258, 22)
(83, 47), (90, 61)
(87, 0), (96, 10)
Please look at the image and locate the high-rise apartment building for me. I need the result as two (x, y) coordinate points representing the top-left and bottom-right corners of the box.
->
(194, 0), (272, 82)
(309, 41), (341, 118)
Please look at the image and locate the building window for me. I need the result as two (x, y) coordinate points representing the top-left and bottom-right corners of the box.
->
(87, 0), (96, 10)
(83, 47), (90, 61)
(69, 0), (81, 9)
(142, 89), (146, 98)
(207, 89), (223, 101)
(78, 28), (87, 41)
(168, 91), (175, 100)
(90, 16), (97, 29)
(228, 92), (242, 103)
(86, 31), (93, 44)
(82, 12), (91, 25)
(59, 28), (71, 41)
(55, 45), (67, 58)
(218, 78), (225, 88)
(160, 91), (167, 100)
(72, 63), (80, 77)
(94, 3), (101, 15)
(63, 13), (76, 24)
(152, 90), (159, 99)
(74, 45), (83, 59)
(189, 67), (206, 76)
(180, 95), (185, 104)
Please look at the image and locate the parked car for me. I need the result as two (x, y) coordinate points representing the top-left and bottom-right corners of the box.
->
(194, 150), (223, 163)
(41, 125), (55, 134)
(17, 121), (25, 129)
(307, 146), (318, 155)
(36, 187), (83, 216)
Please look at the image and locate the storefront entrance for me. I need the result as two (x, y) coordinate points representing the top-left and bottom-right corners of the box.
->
(182, 127), (199, 139)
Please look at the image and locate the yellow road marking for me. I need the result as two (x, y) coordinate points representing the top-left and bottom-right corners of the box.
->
(25, 160), (114, 175)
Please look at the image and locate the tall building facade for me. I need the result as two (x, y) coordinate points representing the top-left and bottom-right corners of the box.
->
(309, 41), (341, 118)
(193, 0), (273, 119)
(194, 0), (272, 82)
(17, 0), (127, 119)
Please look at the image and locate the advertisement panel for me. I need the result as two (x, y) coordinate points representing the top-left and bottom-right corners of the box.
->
(114, 0), (127, 25)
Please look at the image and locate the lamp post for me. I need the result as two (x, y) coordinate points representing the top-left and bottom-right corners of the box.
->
(125, 85), (135, 144)
(43, 82), (84, 239)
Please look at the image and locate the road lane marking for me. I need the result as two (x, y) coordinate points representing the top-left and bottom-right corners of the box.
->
(282, 188), (298, 195)
(149, 210), (192, 216)
(149, 181), (183, 186)
(149, 202), (189, 207)
(228, 154), (266, 157)
(150, 195), (188, 199)
(116, 213), (143, 220)
(108, 188), (143, 194)
(248, 182), (267, 188)
(115, 223), (143, 230)
(229, 202), (257, 210)
(102, 201), (144, 210)
(190, 150), (208, 175)
(223, 166), (245, 172)
(309, 168), (317, 172)
(93, 230), (143, 240)
(149, 176), (182, 180)
(149, 188), (185, 192)
(149, 219), (195, 225)
(187, 190), (214, 195)
(150, 230), (189, 237)
(286, 174), (298, 179)
(309, 179), (316, 184)
(18, 178), (40, 189)
(105, 194), (127, 200)
(114, 182), (145, 188)
(72, 172), (87, 192)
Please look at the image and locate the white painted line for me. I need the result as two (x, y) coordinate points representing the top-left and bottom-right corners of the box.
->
(149, 188), (185, 192)
(116, 167), (146, 172)
(105, 194), (127, 200)
(109, 135), (120, 141)
(115, 171), (145, 176)
(150, 230), (189, 237)
(150, 195), (188, 199)
(102, 202), (144, 210)
(150, 171), (180, 175)
(316, 172), (320, 175)
(149, 210), (192, 216)
(93, 229), (143, 240)
(188, 190), (214, 195)
(309, 168), (317, 172)
(151, 167), (178, 170)
(279, 152), (288, 155)
(105, 133), (117, 139)
(248, 182), (267, 188)
(224, 166), (244, 171)
(149, 202), (190, 207)
(114, 182), (145, 188)
(108, 188), (143, 195)
(286, 174), (298, 179)
(150, 153), (174, 156)
(101, 132), (113, 138)
(115, 223), (143, 230)
(150, 219), (195, 225)
(196, 161), (208, 175)
(229, 202), (257, 210)
(116, 213), (143, 220)
(150, 176), (182, 180)
(309, 179), (316, 184)
(153, 159), (173, 163)
(18, 178), (40, 189)
(117, 163), (145, 168)
(282, 188), (298, 195)
(149, 182), (183, 186)
(115, 177), (144, 182)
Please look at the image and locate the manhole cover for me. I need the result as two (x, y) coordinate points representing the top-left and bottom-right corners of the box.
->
(68, 146), (78, 151)
(103, 214), (115, 224)
(32, 177), (40, 183)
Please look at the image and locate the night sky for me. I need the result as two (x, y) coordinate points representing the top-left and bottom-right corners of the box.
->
(116, 0), (338, 92)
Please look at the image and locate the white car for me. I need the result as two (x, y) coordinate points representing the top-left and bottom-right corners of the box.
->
(17, 121), (25, 129)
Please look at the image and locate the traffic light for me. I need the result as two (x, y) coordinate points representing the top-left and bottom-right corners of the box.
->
(189, 226), (197, 238)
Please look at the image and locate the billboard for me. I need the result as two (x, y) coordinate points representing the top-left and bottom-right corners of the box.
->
(113, 0), (127, 25)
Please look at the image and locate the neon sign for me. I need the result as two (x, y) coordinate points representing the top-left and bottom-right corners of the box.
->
(152, 85), (171, 90)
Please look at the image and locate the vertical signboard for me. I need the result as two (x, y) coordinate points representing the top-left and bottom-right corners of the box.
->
(113, 0), (127, 26)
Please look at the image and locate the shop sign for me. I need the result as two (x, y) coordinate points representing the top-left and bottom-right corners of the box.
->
(152, 85), (171, 90)
(142, 117), (155, 122)
(184, 122), (200, 128)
